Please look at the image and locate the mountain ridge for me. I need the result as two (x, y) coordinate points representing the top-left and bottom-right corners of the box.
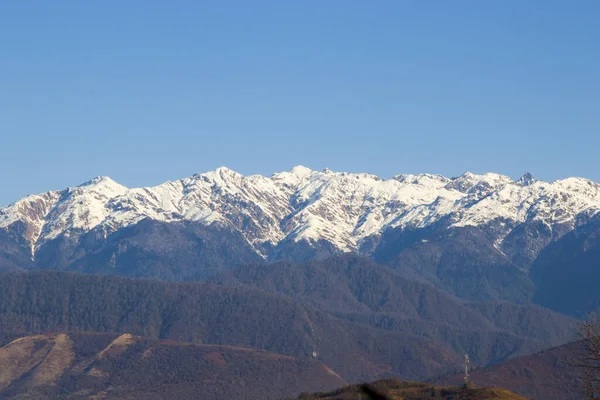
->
(2, 166), (600, 263)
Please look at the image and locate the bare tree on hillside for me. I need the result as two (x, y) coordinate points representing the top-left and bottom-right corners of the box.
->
(579, 313), (600, 400)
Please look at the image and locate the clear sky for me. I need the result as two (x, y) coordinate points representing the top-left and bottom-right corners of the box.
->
(1, 1), (599, 206)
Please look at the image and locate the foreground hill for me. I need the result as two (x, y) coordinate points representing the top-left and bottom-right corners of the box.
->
(291, 379), (526, 400)
(440, 341), (584, 400)
(0, 332), (346, 400)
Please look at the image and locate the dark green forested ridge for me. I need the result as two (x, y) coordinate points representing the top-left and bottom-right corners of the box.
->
(0, 269), (462, 382)
(210, 255), (577, 365)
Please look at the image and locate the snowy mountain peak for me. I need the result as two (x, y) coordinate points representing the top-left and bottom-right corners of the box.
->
(77, 176), (128, 195)
(206, 166), (243, 180)
(271, 166), (315, 189)
(393, 173), (450, 186)
(214, 166), (238, 175)
(80, 175), (115, 186)
(446, 172), (513, 194)
(287, 165), (313, 177)
(518, 172), (537, 186)
(446, 172), (481, 193)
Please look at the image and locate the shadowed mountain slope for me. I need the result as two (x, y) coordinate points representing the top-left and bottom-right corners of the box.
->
(531, 216), (600, 317)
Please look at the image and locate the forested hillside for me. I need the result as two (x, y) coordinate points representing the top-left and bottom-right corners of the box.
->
(0, 270), (462, 382)
(211, 256), (577, 365)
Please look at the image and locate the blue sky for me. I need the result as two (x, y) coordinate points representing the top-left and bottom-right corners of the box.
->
(1, 1), (599, 205)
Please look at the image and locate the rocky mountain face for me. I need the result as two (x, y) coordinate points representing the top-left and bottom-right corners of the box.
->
(1, 166), (600, 310)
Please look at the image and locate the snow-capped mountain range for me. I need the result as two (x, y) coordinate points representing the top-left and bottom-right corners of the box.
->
(2, 166), (600, 261)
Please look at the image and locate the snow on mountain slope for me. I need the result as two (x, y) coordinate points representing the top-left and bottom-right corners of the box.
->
(451, 177), (600, 231)
(41, 177), (129, 241)
(0, 191), (62, 258)
(2, 167), (600, 259)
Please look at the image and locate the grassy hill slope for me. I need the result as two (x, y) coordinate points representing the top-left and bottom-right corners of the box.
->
(0, 332), (346, 400)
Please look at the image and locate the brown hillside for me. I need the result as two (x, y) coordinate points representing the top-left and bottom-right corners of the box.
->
(0, 332), (346, 400)
(439, 341), (584, 400)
